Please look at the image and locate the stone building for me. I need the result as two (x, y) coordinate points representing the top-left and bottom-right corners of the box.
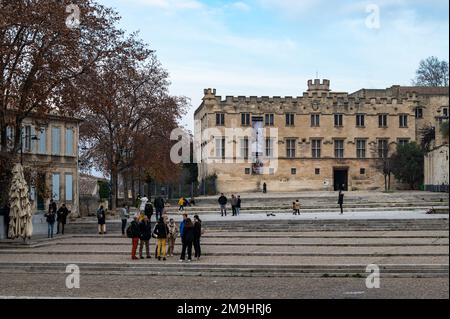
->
(194, 79), (449, 193)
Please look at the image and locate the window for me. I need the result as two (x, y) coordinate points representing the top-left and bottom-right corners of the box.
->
(378, 114), (388, 127)
(216, 113), (225, 126)
(311, 114), (320, 127)
(240, 137), (249, 159)
(244, 168), (250, 175)
(286, 113), (295, 126)
(286, 139), (296, 158)
(23, 125), (31, 152)
(360, 168), (366, 175)
(311, 139), (321, 159)
(65, 128), (74, 156)
(38, 128), (47, 154)
(265, 138), (274, 157)
(291, 168), (297, 175)
(334, 114), (343, 127)
(443, 107), (449, 117)
(378, 139), (389, 158)
(398, 138), (409, 147)
(51, 127), (61, 155)
(215, 137), (225, 159)
(315, 168), (320, 175)
(241, 113), (250, 126)
(356, 114), (365, 127)
(65, 174), (73, 201)
(6, 126), (14, 149)
(415, 107), (423, 119)
(265, 114), (274, 126)
(52, 173), (60, 201)
(399, 114), (408, 128)
(356, 139), (366, 159)
(334, 139), (344, 158)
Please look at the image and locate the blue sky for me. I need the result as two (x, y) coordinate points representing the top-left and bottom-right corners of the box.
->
(97, 0), (449, 130)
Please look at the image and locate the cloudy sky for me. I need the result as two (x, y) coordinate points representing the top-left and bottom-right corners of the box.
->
(97, 0), (449, 130)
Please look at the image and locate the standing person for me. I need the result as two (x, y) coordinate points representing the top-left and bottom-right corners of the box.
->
(292, 202), (296, 215)
(263, 182), (267, 193)
(179, 213), (188, 241)
(127, 215), (140, 260)
(294, 200), (301, 215)
(138, 215), (152, 259)
(236, 195), (241, 216)
(167, 218), (178, 257)
(154, 196), (165, 221)
(180, 218), (194, 262)
(193, 215), (202, 260)
(230, 194), (237, 216)
(153, 217), (169, 261)
(56, 203), (69, 235)
(97, 205), (106, 235)
(119, 205), (129, 236)
(218, 193), (228, 217)
(144, 201), (153, 221)
(45, 200), (57, 238)
(338, 188), (344, 215)
(178, 197), (185, 211)
(1, 204), (10, 239)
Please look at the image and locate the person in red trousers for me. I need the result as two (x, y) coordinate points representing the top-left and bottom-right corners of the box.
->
(127, 215), (141, 260)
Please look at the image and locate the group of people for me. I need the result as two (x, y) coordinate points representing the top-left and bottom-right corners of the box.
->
(126, 210), (203, 262)
(44, 199), (70, 238)
(217, 193), (241, 217)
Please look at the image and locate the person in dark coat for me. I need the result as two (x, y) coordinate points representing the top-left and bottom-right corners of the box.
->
(153, 196), (165, 221)
(338, 188), (344, 215)
(263, 182), (267, 193)
(236, 195), (241, 216)
(180, 218), (194, 262)
(1, 204), (10, 239)
(97, 205), (106, 234)
(45, 200), (57, 238)
(144, 202), (153, 221)
(138, 215), (152, 259)
(56, 203), (69, 235)
(193, 215), (202, 260)
(153, 217), (169, 260)
(218, 193), (227, 217)
(128, 215), (141, 260)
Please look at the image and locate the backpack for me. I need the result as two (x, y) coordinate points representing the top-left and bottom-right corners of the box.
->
(126, 224), (133, 238)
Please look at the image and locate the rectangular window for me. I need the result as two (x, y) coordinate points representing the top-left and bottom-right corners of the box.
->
(379, 114), (388, 127)
(285, 113), (295, 126)
(360, 168), (366, 175)
(51, 127), (61, 155)
(286, 139), (296, 158)
(241, 113), (250, 126)
(265, 138), (273, 158)
(311, 139), (321, 159)
(23, 125), (31, 152)
(52, 173), (60, 201)
(244, 168), (250, 175)
(216, 113), (225, 126)
(38, 127), (47, 154)
(315, 168), (320, 175)
(443, 107), (449, 117)
(240, 137), (249, 159)
(334, 139), (344, 158)
(415, 108), (423, 119)
(311, 114), (320, 127)
(398, 139), (409, 147)
(65, 128), (74, 156)
(291, 168), (297, 175)
(356, 139), (366, 159)
(378, 139), (389, 158)
(356, 114), (365, 127)
(334, 114), (343, 127)
(399, 114), (408, 128)
(65, 174), (73, 201)
(265, 114), (274, 126)
(215, 137), (225, 159)
(6, 126), (14, 149)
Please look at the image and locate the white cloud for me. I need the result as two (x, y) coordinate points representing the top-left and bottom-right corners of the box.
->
(230, 1), (251, 12)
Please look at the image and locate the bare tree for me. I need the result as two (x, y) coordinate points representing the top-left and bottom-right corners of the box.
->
(413, 56), (449, 87)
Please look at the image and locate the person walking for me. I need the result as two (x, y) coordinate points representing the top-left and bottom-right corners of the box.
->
(153, 217), (169, 261)
(236, 195), (241, 216)
(45, 200), (57, 238)
(338, 188), (344, 215)
(56, 203), (69, 235)
(120, 205), (129, 236)
(180, 218), (194, 262)
(154, 196), (165, 221)
(97, 205), (106, 235)
(138, 215), (152, 259)
(218, 193), (228, 217)
(294, 200), (301, 215)
(127, 215), (140, 260)
(231, 194), (238, 216)
(193, 215), (202, 260)
(178, 197), (185, 211)
(167, 218), (178, 257)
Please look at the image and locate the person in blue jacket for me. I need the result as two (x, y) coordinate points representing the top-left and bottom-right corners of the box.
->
(179, 213), (188, 242)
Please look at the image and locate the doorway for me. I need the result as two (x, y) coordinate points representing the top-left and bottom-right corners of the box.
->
(333, 168), (348, 191)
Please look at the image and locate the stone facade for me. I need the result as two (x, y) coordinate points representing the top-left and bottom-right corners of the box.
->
(194, 80), (449, 193)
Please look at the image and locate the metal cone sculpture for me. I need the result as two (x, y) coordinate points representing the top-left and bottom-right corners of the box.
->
(8, 164), (33, 239)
